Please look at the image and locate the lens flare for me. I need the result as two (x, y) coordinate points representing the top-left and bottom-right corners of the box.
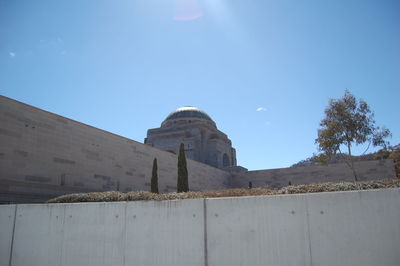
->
(173, 0), (203, 21)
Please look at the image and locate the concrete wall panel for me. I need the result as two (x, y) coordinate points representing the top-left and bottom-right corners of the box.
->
(306, 189), (400, 266)
(0, 205), (16, 266)
(10, 204), (65, 266)
(60, 202), (126, 266)
(124, 199), (205, 266)
(206, 195), (312, 266)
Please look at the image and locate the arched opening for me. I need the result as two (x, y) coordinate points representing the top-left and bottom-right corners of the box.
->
(223, 153), (230, 167)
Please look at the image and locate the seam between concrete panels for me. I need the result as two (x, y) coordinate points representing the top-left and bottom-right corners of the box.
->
(101, 203), (107, 265)
(59, 204), (66, 266)
(305, 197), (314, 266)
(203, 199), (208, 266)
(8, 205), (18, 266)
(122, 202), (127, 266)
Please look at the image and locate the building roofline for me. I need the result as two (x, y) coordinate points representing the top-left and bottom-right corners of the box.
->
(0, 95), (230, 172)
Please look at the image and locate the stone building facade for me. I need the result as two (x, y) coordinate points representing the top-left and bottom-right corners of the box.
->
(145, 107), (237, 169)
(0, 96), (396, 203)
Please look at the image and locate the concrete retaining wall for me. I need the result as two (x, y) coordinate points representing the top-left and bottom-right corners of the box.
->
(0, 96), (230, 203)
(206, 188), (400, 266)
(230, 159), (396, 188)
(1, 188), (399, 266)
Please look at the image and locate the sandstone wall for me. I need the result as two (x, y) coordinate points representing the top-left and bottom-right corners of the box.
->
(230, 159), (396, 188)
(0, 96), (230, 203)
(0, 96), (397, 203)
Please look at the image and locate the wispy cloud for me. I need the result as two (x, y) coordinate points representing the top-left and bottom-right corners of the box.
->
(40, 37), (63, 45)
(256, 107), (267, 112)
(38, 38), (67, 56)
(9, 52), (16, 57)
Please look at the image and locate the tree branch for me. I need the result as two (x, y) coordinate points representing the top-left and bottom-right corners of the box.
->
(362, 141), (371, 155)
(338, 147), (352, 169)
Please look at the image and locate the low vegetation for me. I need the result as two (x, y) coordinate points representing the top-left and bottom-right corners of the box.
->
(47, 179), (400, 204)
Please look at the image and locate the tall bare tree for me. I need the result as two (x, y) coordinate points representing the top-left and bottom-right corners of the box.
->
(315, 90), (391, 181)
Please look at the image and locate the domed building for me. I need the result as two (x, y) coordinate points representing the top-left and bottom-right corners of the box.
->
(144, 106), (237, 168)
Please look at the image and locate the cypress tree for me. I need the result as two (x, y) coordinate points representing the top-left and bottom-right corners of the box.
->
(177, 143), (189, 192)
(151, 158), (159, 194)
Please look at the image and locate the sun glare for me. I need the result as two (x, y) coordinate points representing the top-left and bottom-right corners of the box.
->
(173, 0), (204, 21)
(172, 0), (233, 24)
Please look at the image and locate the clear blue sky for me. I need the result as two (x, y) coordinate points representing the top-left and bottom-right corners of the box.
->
(1, 0), (399, 170)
